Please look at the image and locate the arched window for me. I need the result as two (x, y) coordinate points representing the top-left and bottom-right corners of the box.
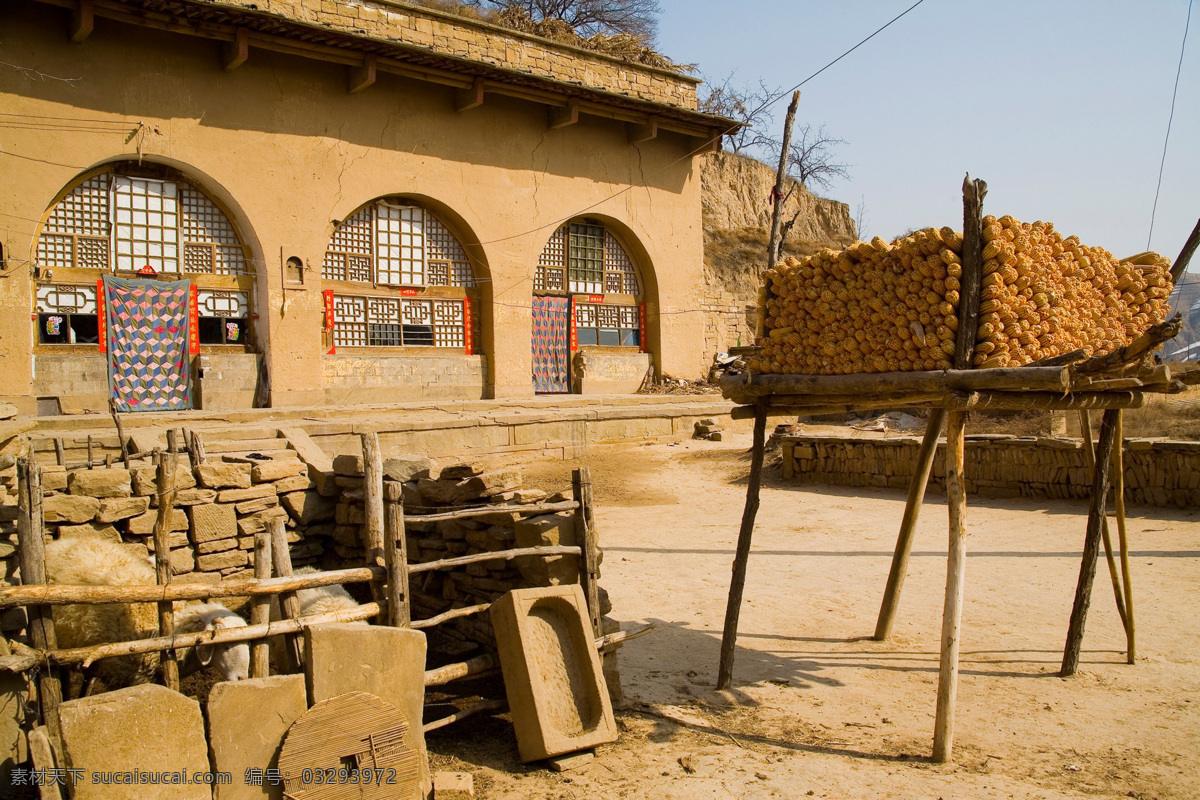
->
(323, 199), (480, 350)
(535, 220), (643, 348)
(33, 164), (253, 347)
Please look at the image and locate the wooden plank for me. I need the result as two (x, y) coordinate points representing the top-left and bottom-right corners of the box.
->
(716, 402), (767, 690)
(152, 445), (179, 691)
(406, 545), (581, 576)
(875, 408), (946, 641)
(627, 116), (659, 144)
(721, 366), (1071, 400)
(15, 458), (62, 720)
(1113, 411), (1135, 664)
(573, 467), (601, 638)
(250, 530), (272, 678)
(406, 500), (577, 523)
(955, 175), (987, 369)
(1061, 408), (1120, 676)
(945, 390), (1144, 412)
(932, 410), (968, 763)
(547, 98), (579, 129)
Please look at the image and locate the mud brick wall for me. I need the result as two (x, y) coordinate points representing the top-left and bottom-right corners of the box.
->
(240, 0), (698, 108)
(782, 435), (1200, 508)
(324, 454), (608, 649)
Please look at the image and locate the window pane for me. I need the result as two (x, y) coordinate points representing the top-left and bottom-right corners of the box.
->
(198, 316), (224, 344)
(568, 222), (604, 293)
(620, 328), (640, 347)
(402, 325), (434, 346)
(38, 314), (70, 344)
(70, 314), (99, 344)
(368, 324), (403, 347)
(599, 328), (620, 347)
(577, 328), (598, 346)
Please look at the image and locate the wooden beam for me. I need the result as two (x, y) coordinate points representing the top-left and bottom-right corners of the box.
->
(348, 53), (376, 94)
(222, 27), (248, 72)
(548, 98), (579, 129)
(70, 0), (94, 43)
(454, 76), (484, 111)
(1170, 217), (1200, 283)
(627, 116), (658, 144)
(956, 174), (987, 369)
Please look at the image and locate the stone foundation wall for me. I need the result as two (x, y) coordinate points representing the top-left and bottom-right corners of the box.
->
(322, 354), (487, 403)
(196, 353), (261, 410)
(782, 434), (1200, 508)
(575, 350), (651, 394)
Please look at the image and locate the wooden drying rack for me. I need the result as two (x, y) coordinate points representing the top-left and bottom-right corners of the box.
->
(715, 177), (1200, 763)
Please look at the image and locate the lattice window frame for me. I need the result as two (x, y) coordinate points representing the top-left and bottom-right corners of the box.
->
(573, 301), (641, 348)
(568, 222), (604, 294)
(111, 176), (180, 274)
(331, 293), (468, 349)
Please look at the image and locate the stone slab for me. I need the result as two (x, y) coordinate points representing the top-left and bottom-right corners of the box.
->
(433, 770), (474, 799)
(217, 484), (275, 504)
(0, 638), (29, 790)
(132, 465), (197, 496)
(207, 675), (308, 800)
(304, 624), (430, 798)
(57, 684), (211, 799)
(490, 585), (616, 762)
(128, 508), (189, 535)
(190, 503), (237, 544)
(271, 474), (314, 494)
(250, 460), (307, 483)
(57, 522), (122, 543)
(42, 494), (100, 524)
(95, 496), (150, 523)
(280, 491), (335, 524)
(513, 512), (579, 586)
(197, 463), (253, 489)
(196, 549), (248, 571)
(332, 454), (363, 476)
(382, 455), (436, 483)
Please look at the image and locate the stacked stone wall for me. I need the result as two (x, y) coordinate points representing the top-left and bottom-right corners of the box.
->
(782, 434), (1200, 508)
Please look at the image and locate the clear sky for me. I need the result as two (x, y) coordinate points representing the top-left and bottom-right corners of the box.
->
(657, 0), (1197, 275)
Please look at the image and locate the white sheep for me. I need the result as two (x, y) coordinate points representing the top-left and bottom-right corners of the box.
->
(269, 566), (365, 671)
(44, 536), (250, 689)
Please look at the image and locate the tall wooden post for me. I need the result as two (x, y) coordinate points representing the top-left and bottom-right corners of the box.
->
(1113, 412), (1134, 663)
(932, 410), (968, 762)
(1078, 411), (1129, 628)
(152, 442), (179, 691)
(384, 487), (411, 628)
(875, 408), (946, 640)
(572, 467), (602, 638)
(250, 530), (272, 677)
(360, 432), (385, 568)
(765, 91), (801, 274)
(717, 402), (768, 690)
(1062, 408), (1121, 676)
(16, 457), (63, 719)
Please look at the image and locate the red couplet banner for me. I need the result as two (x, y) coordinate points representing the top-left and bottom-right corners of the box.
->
(188, 285), (200, 355)
(638, 302), (648, 353)
(463, 298), (474, 355)
(96, 278), (107, 352)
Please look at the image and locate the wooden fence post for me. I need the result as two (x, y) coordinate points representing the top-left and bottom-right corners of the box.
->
(384, 487), (410, 627)
(153, 440), (179, 691)
(269, 514), (305, 671)
(250, 530), (272, 678)
(16, 457), (63, 719)
(572, 468), (601, 638)
(932, 410), (968, 762)
(360, 432), (385, 568)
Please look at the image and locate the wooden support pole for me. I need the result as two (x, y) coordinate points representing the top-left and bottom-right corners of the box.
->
(548, 98), (579, 129)
(875, 408), (946, 641)
(932, 410), (968, 763)
(384, 492), (410, 628)
(717, 402), (768, 690)
(53, 439), (64, 467)
(108, 398), (130, 468)
(16, 458), (62, 720)
(455, 76), (485, 111)
(1113, 412), (1135, 664)
(269, 514), (305, 672)
(70, 0), (94, 43)
(766, 92), (800, 274)
(956, 174), (987, 368)
(573, 467), (602, 638)
(152, 443), (179, 691)
(423, 699), (506, 733)
(424, 653), (497, 687)
(1062, 408), (1120, 676)
(412, 602), (492, 630)
(360, 432), (385, 568)
(1170, 217), (1200, 283)
(1078, 411), (1129, 629)
(223, 27), (249, 71)
(348, 53), (377, 93)
(86, 435), (93, 469)
(406, 500), (578, 523)
(191, 430), (207, 466)
(250, 530), (272, 678)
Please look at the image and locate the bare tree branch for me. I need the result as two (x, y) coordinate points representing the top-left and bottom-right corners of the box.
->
(471, 0), (661, 38)
(782, 124), (850, 193)
(697, 73), (781, 156)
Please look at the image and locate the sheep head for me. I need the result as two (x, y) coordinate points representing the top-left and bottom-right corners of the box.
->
(194, 610), (250, 682)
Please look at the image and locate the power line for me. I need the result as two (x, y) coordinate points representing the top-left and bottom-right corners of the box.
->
(1148, 0), (1193, 249)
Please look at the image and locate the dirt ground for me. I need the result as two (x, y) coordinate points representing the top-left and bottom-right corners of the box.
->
(427, 424), (1200, 800)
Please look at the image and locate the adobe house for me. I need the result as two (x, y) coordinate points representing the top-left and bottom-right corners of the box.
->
(0, 0), (732, 414)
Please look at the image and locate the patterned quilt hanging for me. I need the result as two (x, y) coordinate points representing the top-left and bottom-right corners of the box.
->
(103, 276), (193, 412)
(531, 295), (570, 393)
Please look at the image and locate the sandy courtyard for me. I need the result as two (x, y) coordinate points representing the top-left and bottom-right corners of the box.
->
(428, 426), (1200, 800)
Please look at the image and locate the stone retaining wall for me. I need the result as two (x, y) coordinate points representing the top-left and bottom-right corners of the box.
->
(782, 434), (1200, 508)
